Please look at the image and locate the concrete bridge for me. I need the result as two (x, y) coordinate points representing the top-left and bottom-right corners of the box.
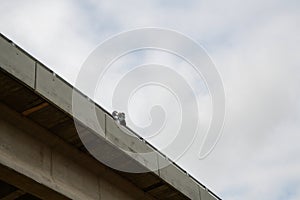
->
(0, 33), (220, 200)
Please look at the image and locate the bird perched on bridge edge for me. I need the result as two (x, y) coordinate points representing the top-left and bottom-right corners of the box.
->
(112, 111), (126, 126)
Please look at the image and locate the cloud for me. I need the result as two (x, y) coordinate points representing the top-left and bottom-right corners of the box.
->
(178, 3), (300, 199)
(0, 0), (300, 199)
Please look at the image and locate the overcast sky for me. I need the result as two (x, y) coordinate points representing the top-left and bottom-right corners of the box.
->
(1, 1), (300, 199)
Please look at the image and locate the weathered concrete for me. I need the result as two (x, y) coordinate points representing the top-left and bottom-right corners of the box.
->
(0, 33), (221, 200)
(35, 63), (106, 138)
(0, 103), (154, 200)
(158, 156), (201, 200)
(0, 35), (35, 87)
(105, 114), (159, 174)
(0, 163), (69, 200)
(0, 189), (26, 200)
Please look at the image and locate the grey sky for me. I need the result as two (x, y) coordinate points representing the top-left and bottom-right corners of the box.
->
(1, 0), (300, 199)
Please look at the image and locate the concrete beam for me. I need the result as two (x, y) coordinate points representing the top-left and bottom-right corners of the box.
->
(157, 156), (201, 200)
(0, 34), (35, 88)
(35, 63), (106, 138)
(0, 164), (69, 200)
(105, 114), (159, 174)
(0, 103), (155, 200)
(0, 189), (25, 200)
(0, 33), (220, 200)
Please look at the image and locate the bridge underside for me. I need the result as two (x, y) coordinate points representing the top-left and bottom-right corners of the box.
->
(0, 60), (188, 200)
(0, 33), (219, 200)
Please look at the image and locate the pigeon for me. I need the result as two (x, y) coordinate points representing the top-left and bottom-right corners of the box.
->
(112, 111), (119, 120)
